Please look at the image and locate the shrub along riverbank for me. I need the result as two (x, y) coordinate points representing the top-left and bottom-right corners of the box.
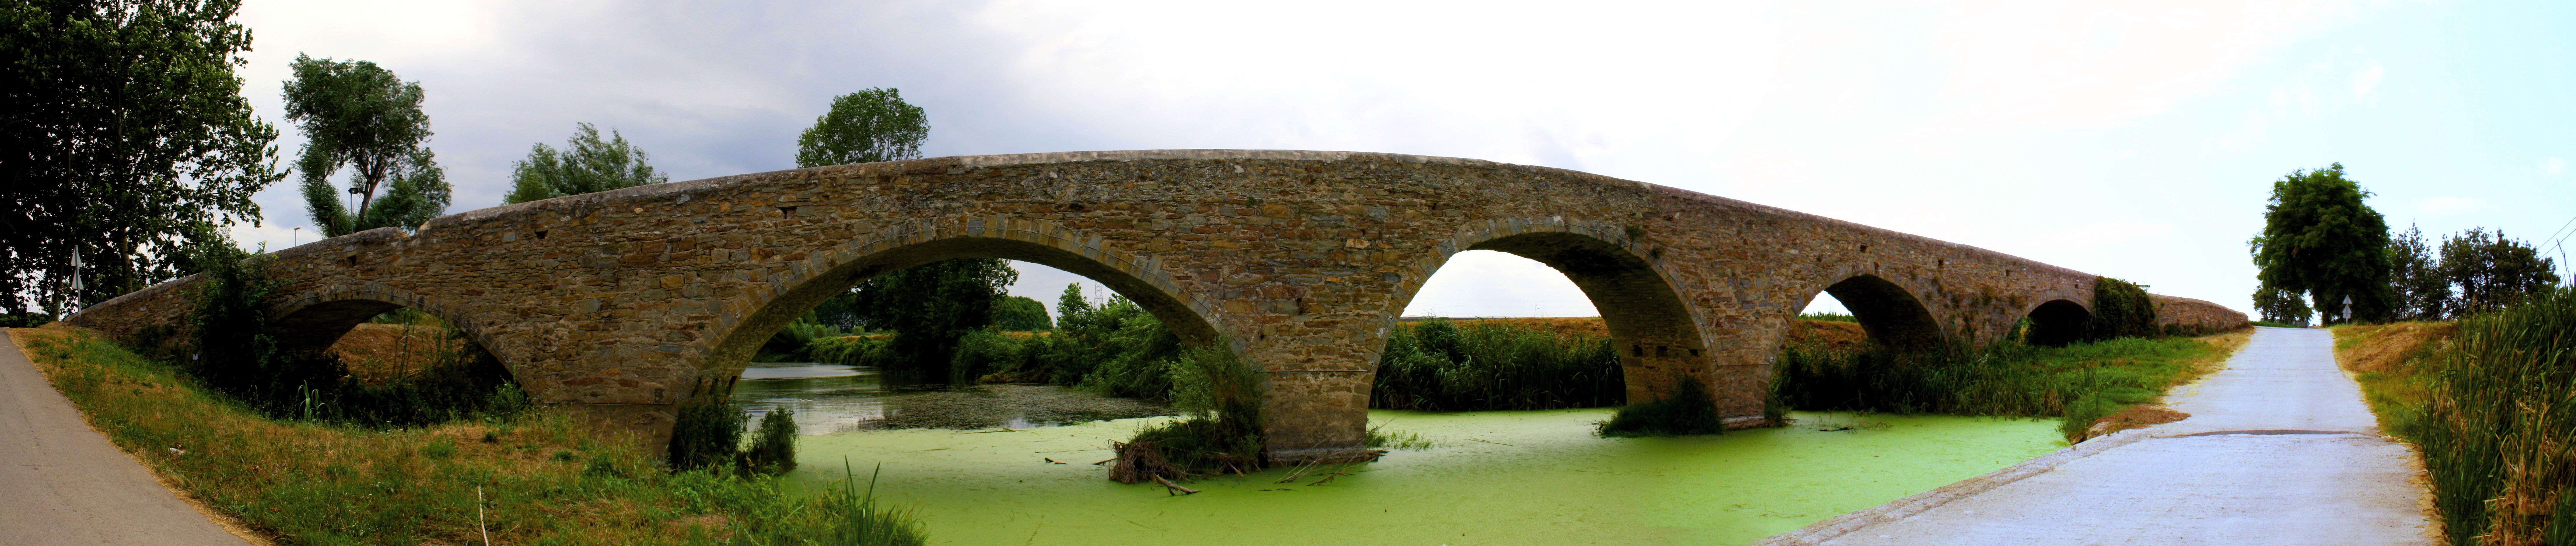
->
(11, 326), (927, 545)
(1772, 332), (2246, 442)
(2333, 288), (2576, 545)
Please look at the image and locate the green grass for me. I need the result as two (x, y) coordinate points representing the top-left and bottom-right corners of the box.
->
(13, 327), (924, 545)
(1773, 333), (2238, 441)
(1796, 312), (1858, 323)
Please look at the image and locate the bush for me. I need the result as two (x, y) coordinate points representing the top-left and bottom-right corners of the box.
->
(667, 378), (745, 471)
(2088, 277), (2157, 341)
(1597, 377), (1724, 437)
(1371, 318), (1623, 411)
(1112, 345), (1264, 482)
(740, 408), (798, 475)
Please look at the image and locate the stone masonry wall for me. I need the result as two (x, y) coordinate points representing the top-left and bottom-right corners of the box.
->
(69, 150), (2249, 463)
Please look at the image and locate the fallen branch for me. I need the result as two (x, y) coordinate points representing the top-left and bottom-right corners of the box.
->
(1152, 475), (1199, 495)
(1273, 461), (1321, 483)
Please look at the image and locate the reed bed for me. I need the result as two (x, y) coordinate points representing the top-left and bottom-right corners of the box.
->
(2402, 288), (2576, 545)
(1370, 318), (1624, 411)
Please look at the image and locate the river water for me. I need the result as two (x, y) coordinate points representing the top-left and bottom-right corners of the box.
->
(733, 362), (2065, 546)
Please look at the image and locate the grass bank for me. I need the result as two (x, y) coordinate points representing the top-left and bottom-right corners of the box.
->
(11, 326), (925, 545)
(1774, 329), (2249, 442)
(2334, 288), (2576, 545)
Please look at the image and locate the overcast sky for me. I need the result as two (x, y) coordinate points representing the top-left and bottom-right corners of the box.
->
(224, 1), (2576, 319)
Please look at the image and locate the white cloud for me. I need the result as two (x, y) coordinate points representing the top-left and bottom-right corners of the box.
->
(2352, 62), (2385, 103)
(2544, 157), (2566, 176)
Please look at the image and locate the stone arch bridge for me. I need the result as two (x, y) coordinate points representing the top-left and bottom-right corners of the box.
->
(69, 150), (2244, 463)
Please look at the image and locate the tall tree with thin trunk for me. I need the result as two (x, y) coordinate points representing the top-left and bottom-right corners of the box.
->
(1, 0), (283, 315)
(2249, 163), (2393, 324)
(2389, 224), (2448, 320)
(283, 54), (446, 237)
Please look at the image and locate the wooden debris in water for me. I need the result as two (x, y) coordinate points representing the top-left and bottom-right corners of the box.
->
(1152, 475), (1199, 495)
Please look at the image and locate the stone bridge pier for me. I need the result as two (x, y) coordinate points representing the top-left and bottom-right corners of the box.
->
(67, 150), (2245, 464)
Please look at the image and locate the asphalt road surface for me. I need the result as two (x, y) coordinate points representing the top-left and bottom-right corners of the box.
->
(1765, 326), (2436, 546)
(0, 329), (247, 545)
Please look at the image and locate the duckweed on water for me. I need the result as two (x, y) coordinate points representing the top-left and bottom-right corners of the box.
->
(785, 409), (2062, 546)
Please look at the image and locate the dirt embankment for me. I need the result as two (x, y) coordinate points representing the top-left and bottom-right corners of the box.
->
(2332, 322), (2457, 374)
(328, 324), (458, 384)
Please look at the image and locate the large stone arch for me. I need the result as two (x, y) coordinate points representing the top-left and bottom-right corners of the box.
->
(1808, 273), (1948, 352)
(1388, 217), (1714, 405)
(708, 220), (1225, 380)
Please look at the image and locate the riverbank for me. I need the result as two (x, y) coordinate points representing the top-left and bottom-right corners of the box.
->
(8, 325), (925, 545)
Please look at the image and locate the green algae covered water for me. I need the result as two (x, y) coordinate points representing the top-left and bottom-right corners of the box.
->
(779, 408), (2062, 545)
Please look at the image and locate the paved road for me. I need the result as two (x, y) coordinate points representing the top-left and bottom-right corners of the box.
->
(0, 329), (249, 545)
(1762, 326), (2436, 546)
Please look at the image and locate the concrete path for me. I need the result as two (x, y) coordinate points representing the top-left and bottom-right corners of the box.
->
(1761, 326), (2436, 546)
(0, 329), (249, 545)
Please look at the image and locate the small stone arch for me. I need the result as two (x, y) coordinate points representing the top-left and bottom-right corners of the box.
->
(707, 220), (1223, 379)
(1813, 274), (1948, 352)
(1398, 217), (1710, 404)
(268, 284), (496, 359)
(2023, 299), (2091, 347)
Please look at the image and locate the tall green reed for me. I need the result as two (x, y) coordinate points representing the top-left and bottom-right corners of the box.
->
(2412, 287), (2576, 545)
(1371, 318), (1624, 411)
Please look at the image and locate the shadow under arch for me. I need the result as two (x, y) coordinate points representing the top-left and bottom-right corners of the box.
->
(709, 232), (1221, 377)
(2024, 299), (2091, 347)
(1403, 219), (1710, 404)
(1817, 274), (1948, 352)
(268, 286), (499, 359)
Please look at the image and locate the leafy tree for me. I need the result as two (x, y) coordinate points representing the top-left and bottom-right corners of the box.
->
(2252, 286), (2313, 325)
(1, 0), (283, 314)
(2389, 224), (2449, 320)
(794, 87), (928, 168)
(284, 54), (447, 237)
(845, 259), (1017, 382)
(2249, 163), (2393, 324)
(991, 296), (1053, 331)
(2440, 228), (2561, 315)
(501, 122), (667, 204)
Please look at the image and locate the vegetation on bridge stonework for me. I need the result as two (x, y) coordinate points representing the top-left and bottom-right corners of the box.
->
(188, 244), (523, 426)
(8, 327), (927, 545)
(2334, 288), (2576, 546)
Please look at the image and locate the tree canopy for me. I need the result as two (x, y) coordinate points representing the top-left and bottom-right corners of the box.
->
(1, 0), (283, 315)
(2250, 163), (2392, 324)
(990, 296), (1053, 331)
(794, 87), (928, 168)
(842, 259), (1018, 382)
(2439, 228), (2561, 316)
(284, 54), (446, 237)
(502, 122), (667, 204)
(2389, 224), (2449, 321)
